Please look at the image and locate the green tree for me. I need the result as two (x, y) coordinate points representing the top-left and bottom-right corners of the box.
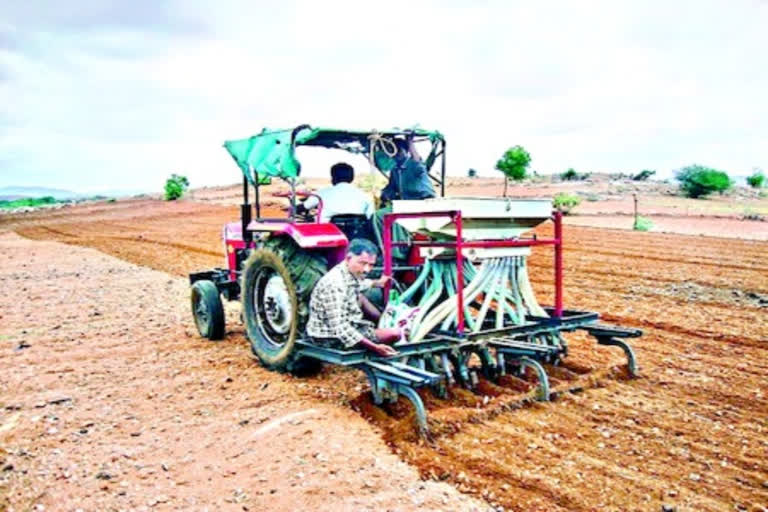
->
(561, 168), (578, 181)
(164, 173), (190, 201)
(633, 169), (656, 181)
(675, 165), (732, 198)
(495, 145), (531, 196)
(747, 168), (765, 189)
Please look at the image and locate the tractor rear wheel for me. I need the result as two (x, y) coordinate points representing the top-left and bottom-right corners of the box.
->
(241, 237), (327, 372)
(191, 280), (225, 340)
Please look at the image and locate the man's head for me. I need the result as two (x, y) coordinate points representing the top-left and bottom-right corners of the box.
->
(345, 238), (378, 278)
(330, 162), (354, 185)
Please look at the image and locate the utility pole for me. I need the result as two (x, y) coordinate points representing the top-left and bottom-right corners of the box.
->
(633, 193), (638, 228)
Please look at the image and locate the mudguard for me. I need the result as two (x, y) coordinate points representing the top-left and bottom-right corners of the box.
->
(247, 221), (349, 249)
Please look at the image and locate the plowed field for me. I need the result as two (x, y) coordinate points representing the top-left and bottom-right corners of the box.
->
(4, 197), (768, 512)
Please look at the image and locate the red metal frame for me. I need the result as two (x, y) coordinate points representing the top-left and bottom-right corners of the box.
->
(382, 210), (564, 337)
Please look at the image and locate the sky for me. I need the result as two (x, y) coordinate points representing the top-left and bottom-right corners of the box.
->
(1, 0), (767, 194)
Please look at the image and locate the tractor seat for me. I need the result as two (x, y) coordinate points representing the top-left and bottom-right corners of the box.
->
(330, 214), (376, 242)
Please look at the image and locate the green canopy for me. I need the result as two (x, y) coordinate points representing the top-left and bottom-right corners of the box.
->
(223, 126), (443, 185)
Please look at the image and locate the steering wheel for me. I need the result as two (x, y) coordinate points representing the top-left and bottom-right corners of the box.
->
(278, 203), (315, 222)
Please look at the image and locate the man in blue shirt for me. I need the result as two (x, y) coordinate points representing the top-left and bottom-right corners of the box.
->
(379, 137), (436, 203)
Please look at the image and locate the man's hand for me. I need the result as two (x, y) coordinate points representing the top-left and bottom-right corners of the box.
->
(359, 337), (398, 357)
(372, 275), (392, 288)
(373, 343), (398, 357)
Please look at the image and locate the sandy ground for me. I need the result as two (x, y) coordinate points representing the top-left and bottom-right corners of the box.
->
(0, 232), (484, 511)
(2, 188), (767, 511)
(565, 214), (768, 240)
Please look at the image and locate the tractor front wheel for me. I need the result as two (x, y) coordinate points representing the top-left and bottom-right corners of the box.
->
(191, 280), (225, 340)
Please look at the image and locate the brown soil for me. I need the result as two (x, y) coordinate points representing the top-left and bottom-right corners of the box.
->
(0, 231), (484, 512)
(2, 194), (767, 512)
(565, 214), (768, 240)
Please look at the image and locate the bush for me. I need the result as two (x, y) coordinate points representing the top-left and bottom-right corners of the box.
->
(561, 168), (590, 181)
(164, 173), (190, 201)
(584, 192), (601, 202)
(467, 168), (477, 178)
(553, 192), (581, 214)
(633, 216), (653, 231)
(0, 196), (59, 210)
(742, 208), (765, 221)
(747, 169), (765, 189)
(675, 165), (732, 198)
(633, 169), (656, 181)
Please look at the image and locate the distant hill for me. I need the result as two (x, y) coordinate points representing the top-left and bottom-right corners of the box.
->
(0, 186), (82, 200)
(83, 188), (149, 198)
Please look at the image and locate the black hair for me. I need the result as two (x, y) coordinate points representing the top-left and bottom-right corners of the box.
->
(331, 162), (354, 185)
(347, 238), (378, 257)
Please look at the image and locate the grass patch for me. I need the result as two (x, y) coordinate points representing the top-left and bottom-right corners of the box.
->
(633, 216), (653, 231)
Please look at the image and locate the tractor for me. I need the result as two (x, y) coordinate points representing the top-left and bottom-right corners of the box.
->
(189, 125), (641, 435)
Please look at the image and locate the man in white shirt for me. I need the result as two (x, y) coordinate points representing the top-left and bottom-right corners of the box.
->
(298, 162), (374, 223)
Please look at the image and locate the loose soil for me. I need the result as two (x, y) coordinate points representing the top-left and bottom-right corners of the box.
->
(2, 190), (767, 512)
(0, 232), (483, 512)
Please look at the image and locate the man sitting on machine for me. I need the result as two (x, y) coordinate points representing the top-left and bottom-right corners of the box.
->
(297, 162), (373, 223)
(307, 238), (401, 357)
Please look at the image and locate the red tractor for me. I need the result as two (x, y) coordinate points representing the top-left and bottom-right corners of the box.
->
(189, 126), (447, 373)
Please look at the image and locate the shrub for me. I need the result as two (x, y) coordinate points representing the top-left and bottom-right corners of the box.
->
(495, 145), (531, 196)
(164, 173), (190, 201)
(553, 192), (581, 214)
(467, 168), (477, 178)
(747, 169), (765, 189)
(675, 165), (732, 198)
(584, 192), (601, 202)
(561, 168), (590, 181)
(0, 196), (59, 210)
(633, 169), (656, 181)
(742, 208), (765, 221)
(633, 216), (653, 231)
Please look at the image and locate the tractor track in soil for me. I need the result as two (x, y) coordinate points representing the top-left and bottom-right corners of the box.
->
(3, 198), (768, 512)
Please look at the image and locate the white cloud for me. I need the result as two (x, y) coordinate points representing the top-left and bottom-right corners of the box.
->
(0, 0), (766, 193)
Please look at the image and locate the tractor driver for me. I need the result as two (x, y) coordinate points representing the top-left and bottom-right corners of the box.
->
(307, 238), (401, 357)
(379, 137), (436, 204)
(297, 162), (373, 223)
